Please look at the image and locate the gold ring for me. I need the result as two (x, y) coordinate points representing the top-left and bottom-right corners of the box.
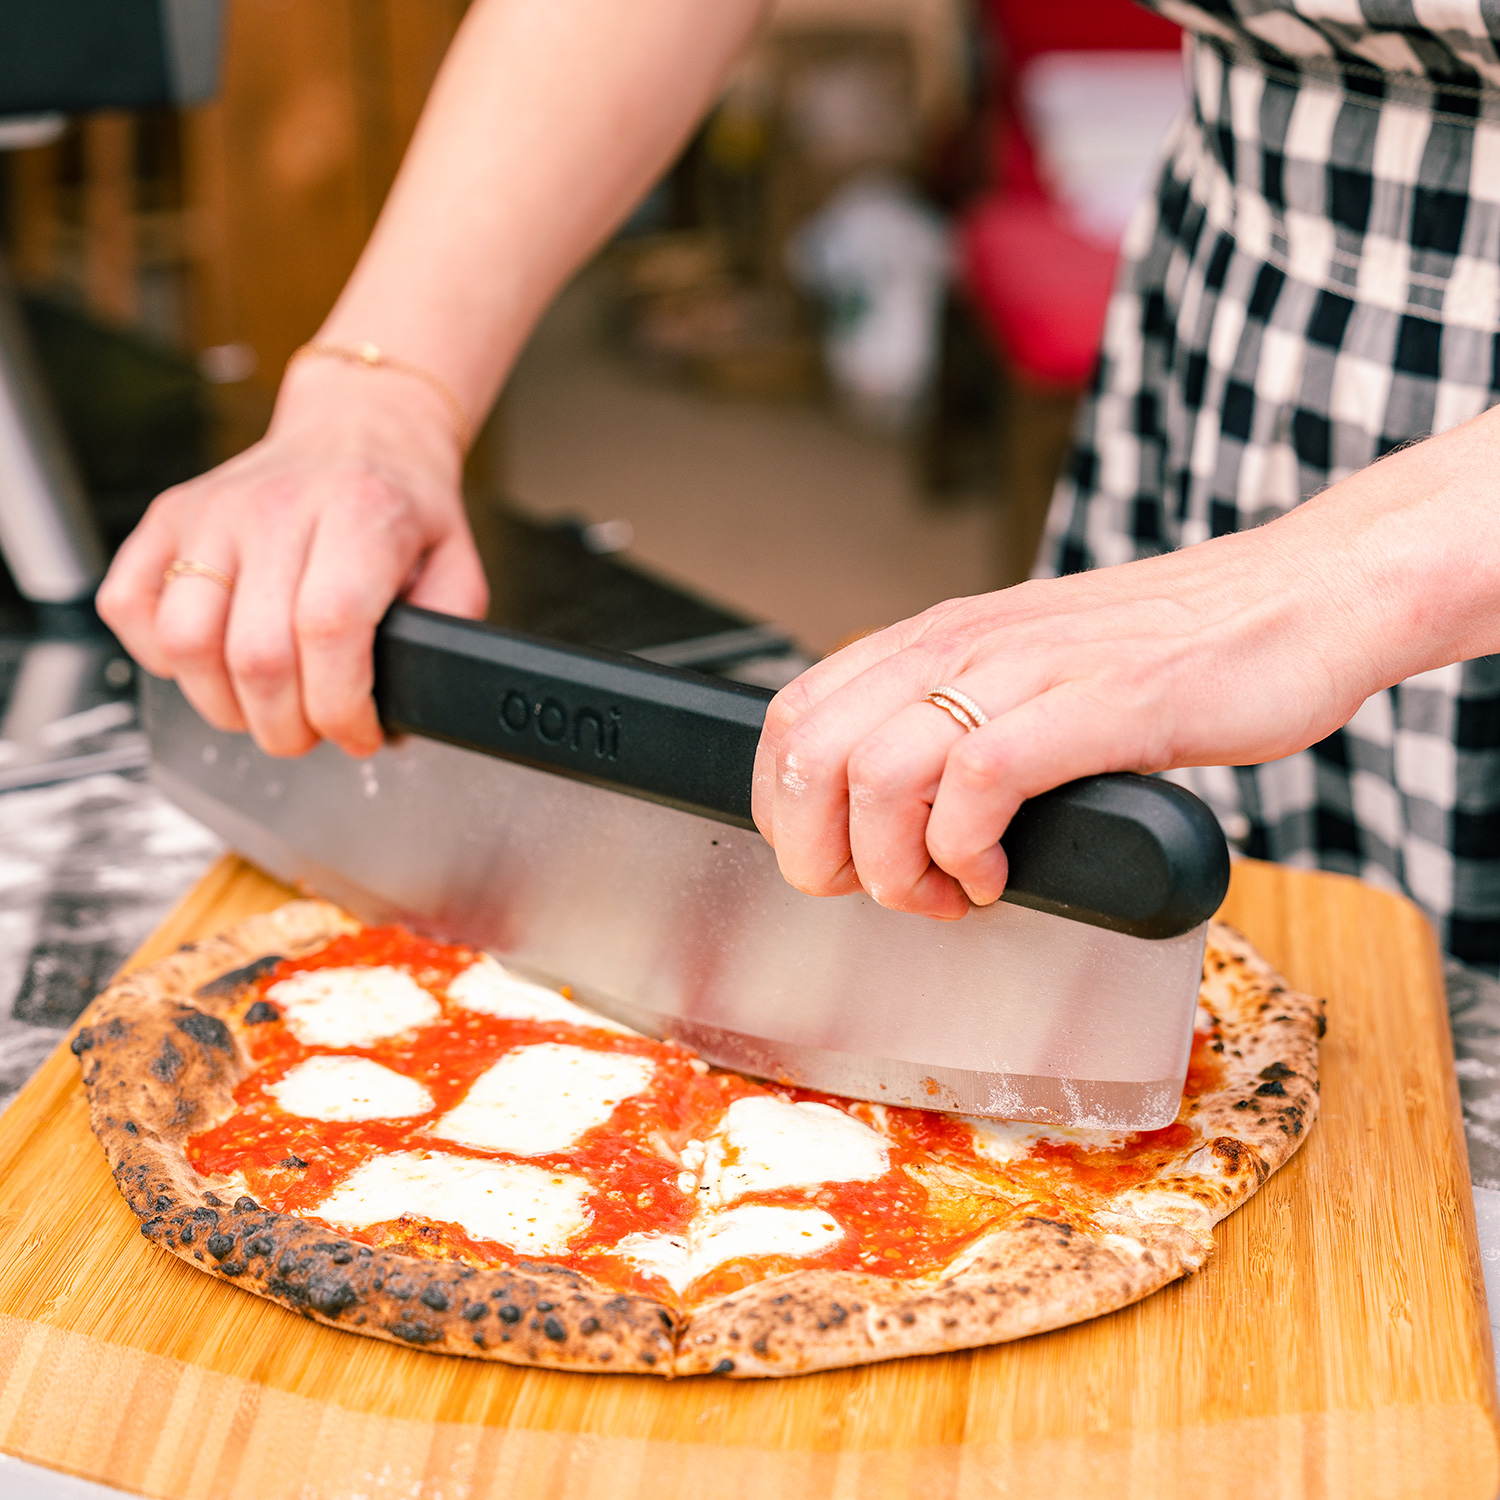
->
(163, 559), (234, 593)
(924, 685), (988, 732)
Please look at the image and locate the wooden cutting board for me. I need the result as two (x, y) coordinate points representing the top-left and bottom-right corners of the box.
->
(0, 854), (1495, 1499)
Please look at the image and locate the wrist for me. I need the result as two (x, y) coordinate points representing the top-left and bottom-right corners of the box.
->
(1279, 406), (1500, 688)
(271, 353), (465, 476)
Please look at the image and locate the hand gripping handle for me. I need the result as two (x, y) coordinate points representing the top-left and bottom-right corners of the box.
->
(373, 606), (1230, 939)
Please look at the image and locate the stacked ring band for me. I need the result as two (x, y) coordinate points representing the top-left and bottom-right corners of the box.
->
(924, 685), (989, 732)
(162, 559), (234, 593)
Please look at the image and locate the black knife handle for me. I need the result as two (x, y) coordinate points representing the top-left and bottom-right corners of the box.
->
(374, 604), (769, 823)
(373, 606), (1229, 939)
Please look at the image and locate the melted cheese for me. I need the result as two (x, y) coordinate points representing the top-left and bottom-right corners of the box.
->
(696, 1203), (843, 1269)
(610, 1230), (692, 1292)
(428, 1042), (656, 1156)
(268, 1055), (433, 1122)
(700, 1095), (889, 1206)
(610, 1205), (844, 1295)
(313, 1150), (591, 1253)
(964, 1117), (1130, 1165)
(447, 955), (634, 1033)
(267, 965), (440, 1049)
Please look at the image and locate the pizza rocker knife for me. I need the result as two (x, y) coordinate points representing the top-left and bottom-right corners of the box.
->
(143, 604), (1231, 1131)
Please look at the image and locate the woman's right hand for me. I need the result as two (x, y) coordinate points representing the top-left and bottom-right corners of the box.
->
(96, 356), (488, 760)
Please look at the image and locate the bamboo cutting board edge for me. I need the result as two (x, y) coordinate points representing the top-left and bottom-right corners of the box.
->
(0, 1313), (1494, 1500)
(0, 854), (1495, 1500)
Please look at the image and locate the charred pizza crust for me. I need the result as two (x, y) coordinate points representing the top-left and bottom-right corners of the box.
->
(677, 921), (1323, 1375)
(76, 902), (676, 1374)
(674, 1215), (1210, 1376)
(76, 908), (1320, 1378)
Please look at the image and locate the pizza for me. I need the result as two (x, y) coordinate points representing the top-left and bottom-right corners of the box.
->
(74, 900), (1321, 1378)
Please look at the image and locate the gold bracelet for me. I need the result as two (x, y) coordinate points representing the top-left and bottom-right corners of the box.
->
(286, 341), (474, 452)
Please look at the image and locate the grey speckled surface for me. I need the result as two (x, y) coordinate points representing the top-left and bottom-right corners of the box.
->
(1449, 958), (1500, 1193)
(0, 769), (221, 1114)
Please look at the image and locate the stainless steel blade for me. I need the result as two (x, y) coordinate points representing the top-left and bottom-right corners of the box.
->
(145, 676), (1205, 1129)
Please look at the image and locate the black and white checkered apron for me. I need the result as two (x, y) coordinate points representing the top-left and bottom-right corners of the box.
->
(1039, 1), (1500, 968)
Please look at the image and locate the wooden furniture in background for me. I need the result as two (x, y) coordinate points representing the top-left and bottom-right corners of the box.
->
(0, 0), (472, 462)
(0, 855), (1494, 1498)
(82, 112), (139, 324)
(7, 140), (61, 288)
(183, 0), (470, 404)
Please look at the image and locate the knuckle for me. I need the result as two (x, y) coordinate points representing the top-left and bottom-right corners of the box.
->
(251, 474), (301, 512)
(156, 613), (220, 667)
(305, 697), (368, 746)
(295, 597), (365, 645)
(864, 879), (907, 911)
(776, 719), (828, 785)
(198, 700), (247, 735)
(257, 725), (318, 759)
(94, 577), (130, 628)
(141, 483), (190, 525)
(846, 737), (907, 798)
(949, 735), (1005, 790)
(336, 479), (419, 539)
(232, 480), (296, 531)
(790, 864), (858, 900)
(766, 675), (821, 734)
(226, 638), (295, 688)
(924, 825), (972, 872)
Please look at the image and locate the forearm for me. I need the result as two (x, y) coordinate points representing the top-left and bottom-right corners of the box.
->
(1258, 403), (1500, 693)
(303, 0), (767, 423)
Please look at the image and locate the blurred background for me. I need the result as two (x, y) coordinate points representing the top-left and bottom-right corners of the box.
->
(0, 0), (1186, 657)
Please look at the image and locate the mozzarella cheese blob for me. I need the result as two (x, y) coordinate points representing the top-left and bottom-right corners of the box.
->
(611, 1230), (692, 1292)
(964, 1117), (1130, 1164)
(611, 1206), (843, 1295)
(268, 1055), (434, 1122)
(428, 1042), (656, 1156)
(313, 1150), (591, 1253)
(266, 965), (441, 1049)
(696, 1203), (843, 1270)
(447, 955), (633, 1033)
(699, 1095), (889, 1206)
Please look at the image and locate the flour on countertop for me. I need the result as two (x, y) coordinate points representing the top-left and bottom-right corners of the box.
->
(1446, 958), (1500, 1192)
(0, 771), (222, 1111)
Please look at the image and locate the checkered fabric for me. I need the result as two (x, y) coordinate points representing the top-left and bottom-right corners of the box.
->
(1038, 3), (1500, 968)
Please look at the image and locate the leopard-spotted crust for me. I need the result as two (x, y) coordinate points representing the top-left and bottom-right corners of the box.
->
(77, 906), (1319, 1379)
(672, 921), (1322, 1376)
(75, 902), (676, 1374)
(674, 1216), (1211, 1376)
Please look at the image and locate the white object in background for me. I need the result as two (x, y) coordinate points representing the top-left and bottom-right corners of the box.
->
(765, 0), (965, 126)
(787, 175), (950, 432)
(197, 341), (257, 384)
(0, 639), (147, 793)
(0, 271), (106, 603)
(1021, 51), (1187, 247)
(39, 699), (136, 748)
(785, 57), (913, 170)
(0, 115), (65, 151)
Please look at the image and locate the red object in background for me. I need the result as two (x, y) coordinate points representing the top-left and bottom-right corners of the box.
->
(959, 0), (1182, 390)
